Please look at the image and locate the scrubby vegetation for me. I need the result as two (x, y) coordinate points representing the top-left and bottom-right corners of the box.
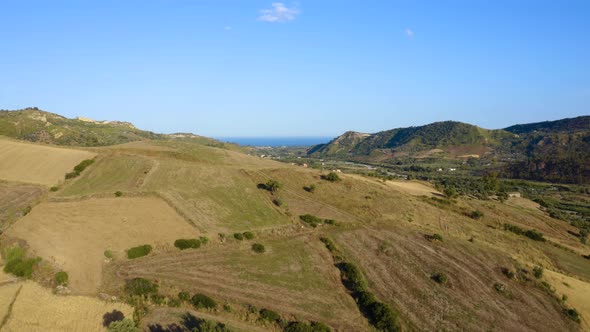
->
(2, 246), (41, 278)
(55, 271), (69, 286)
(426, 233), (444, 242)
(261, 179), (282, 193)
(320, 237), (400, 331)
(107, 318), (139, 332)
(174, 238), (201, 250)
(304, 184), (316, 193)
(259, 308), (281, 323)
(127, 244), (152, 259)
(284, 321), (332, 332)
(243, 231), (255, 240)
(104, 250), (114, 259)
(178, 291), (191, 302)
(191, 293), (217, 309)
(503, 223), (546, 241)
(299, 214), (337, 228)
(252, 243), (266, 253)
(322, 172), (341, 182)
(234, 233), (244, 240)
(65, 158), (95, 179)
(431, 272), (448, 285)
(115, 191), (123, 197)
(125, 278), (158, 296)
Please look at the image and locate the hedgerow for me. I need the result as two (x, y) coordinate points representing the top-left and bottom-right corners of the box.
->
(127, 244), (152, 259)
(174, 239), (201, 250)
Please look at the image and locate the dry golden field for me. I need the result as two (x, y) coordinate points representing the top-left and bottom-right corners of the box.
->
(0, 139), (95, 186)
(5, 196), (198, 294)
(0, 281), (133, 332)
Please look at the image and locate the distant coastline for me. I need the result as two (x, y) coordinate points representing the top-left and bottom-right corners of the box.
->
(216, 136), (333, 147)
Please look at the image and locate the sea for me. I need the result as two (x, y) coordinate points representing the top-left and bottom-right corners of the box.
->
(215, 136), (333, 147)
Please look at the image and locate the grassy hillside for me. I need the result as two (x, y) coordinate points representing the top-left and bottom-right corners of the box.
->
(0, 123), (589, 331)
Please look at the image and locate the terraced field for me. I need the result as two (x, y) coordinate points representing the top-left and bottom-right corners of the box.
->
(0, 138), (95, 186)
(5, 197), (197, 294)
(116, 235), (366, 331)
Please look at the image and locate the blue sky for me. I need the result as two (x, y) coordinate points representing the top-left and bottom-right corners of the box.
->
(1, 1), (588, 137)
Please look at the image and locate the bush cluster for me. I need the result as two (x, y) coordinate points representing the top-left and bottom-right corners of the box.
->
(533, 266), (544, 279)
(125, 278), (158, 296)
(303, 184), (316, 193)
(107, 318), (139, 332)
(299, 214), (337, 228)
(259, 308), (281, 323)
(174, 239), (201, 250)
(234, 232), (255, 240)
(127, 244), (152, 259)
(320, 237), (337, 253)
(65, 159), (95, 179)
(336, 262), (399, 331)
(503, 223), (545, 241)
(2, 247), (41, 278)
(425, 233), (443, 242)
(191, 293), (217, 309)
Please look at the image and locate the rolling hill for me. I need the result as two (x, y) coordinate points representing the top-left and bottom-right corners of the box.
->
(308, 116), (590, 183)
(0, 110), (589, 331)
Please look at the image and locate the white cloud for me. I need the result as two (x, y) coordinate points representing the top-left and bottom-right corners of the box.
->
(258, 3), (300, 23)
(405, 28), (414, 38)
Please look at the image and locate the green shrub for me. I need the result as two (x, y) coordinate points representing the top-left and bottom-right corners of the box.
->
(107, 318), (139, 332)
(431, 272), (448, 284)
(469, 210), (484, 219)
(22, 206), (32, 216)
(320, 237), (337, 253)
(322, 172), (341, 182)
(501, 268), (515, 279)
(199, 236), (210, 245)
(264, 179), (282, 193)
(174, 239), (201, 250)
(503, 223), (546, 242)
(284, 321), (332, 332)
(234, 233), (244, 241)
(299, 214), (323, 228)
(127, 245), (152, 259)
(74, 159), (95, 174)
(259, 308), (281, 322)
(243, 231), (255, 240)
(304, 184), (316, 193)
(104, 250), (114, 259)
(65, 171), (78, 179)
(125, 278), (158, 296)
(273, 198), (284, 207)
(533, 266), (544, 279)
(2, 247), (40, 279)
(493, 282), (511, 297)
(564, 308), (581, 323)
(150, 294), (166, 305)
(336, 262), (367, 293)
(426, 233), (443, 242)
(178, 291), (191, 302)
(115, 191), (123, 197)
(252, 243), (266, 253)
(50, 186), (59, 192)
(167, 298), (181, 307)
(191, 293), (217, 309)
(55, 271), (69, 286)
